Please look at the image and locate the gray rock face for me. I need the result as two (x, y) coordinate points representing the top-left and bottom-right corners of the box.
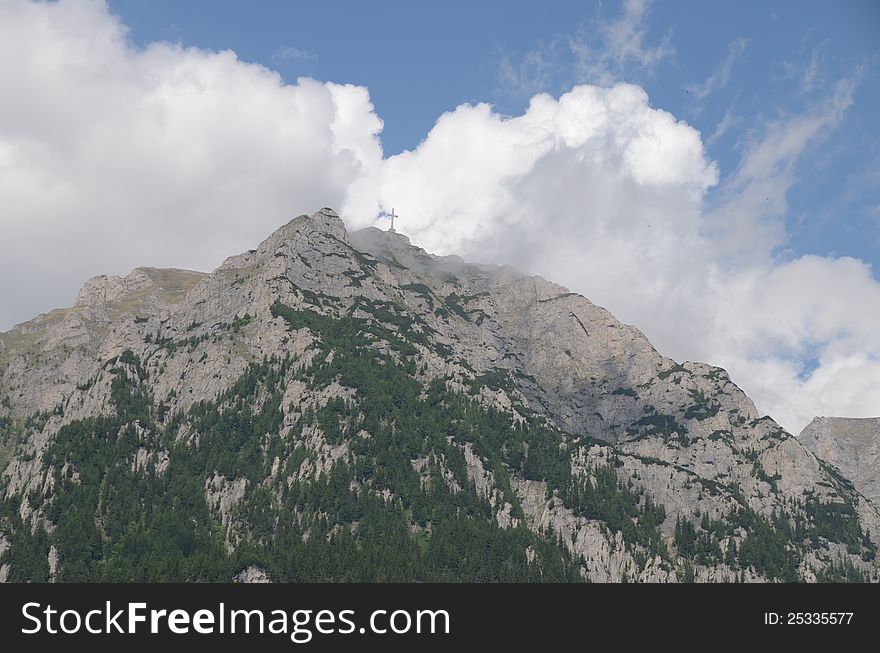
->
(234, 566), (271, 583)
(799, 417), (880, 508)
(0, 208), (878, 583)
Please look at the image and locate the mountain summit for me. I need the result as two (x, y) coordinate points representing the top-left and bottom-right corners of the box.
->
(1, 208), (877, 582)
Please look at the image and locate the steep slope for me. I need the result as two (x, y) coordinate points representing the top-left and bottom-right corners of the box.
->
(799, 417), (880, 509)
(1, 208), (877, 583)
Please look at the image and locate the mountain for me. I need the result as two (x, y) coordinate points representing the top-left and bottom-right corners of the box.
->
(799, 417), (880, 509)
(1, 208), (877, 583)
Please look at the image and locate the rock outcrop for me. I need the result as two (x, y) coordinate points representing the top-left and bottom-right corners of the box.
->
(799, 417), (880, 508)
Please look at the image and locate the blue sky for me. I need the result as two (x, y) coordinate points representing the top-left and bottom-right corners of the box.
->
(1, 0), (878, 431)
(109, 0), (880, 271)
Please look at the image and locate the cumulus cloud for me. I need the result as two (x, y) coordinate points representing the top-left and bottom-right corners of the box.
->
(1, 0), (877, 434)
(356, 84), (717, 253)
(706, 255), (880, 431)
(0, 0), (381, 328)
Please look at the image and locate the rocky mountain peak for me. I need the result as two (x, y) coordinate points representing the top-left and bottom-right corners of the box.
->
(218, 208), (349, 274)
(268, 207), (348, 247)
(1, 206), (879, 584)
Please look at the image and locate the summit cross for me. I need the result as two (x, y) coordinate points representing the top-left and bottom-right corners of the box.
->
(387, 208), (398, 232)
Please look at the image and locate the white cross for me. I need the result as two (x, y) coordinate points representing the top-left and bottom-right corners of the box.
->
(387, 208), (398, 232)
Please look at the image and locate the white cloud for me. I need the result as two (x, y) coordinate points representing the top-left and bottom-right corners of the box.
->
(686, 37), (747, 104)
(497, 46), (559, 98)
(707, 108), (740, 146)
(354, 84), (717, 254)
(496, 0), (673, 96)
(273, 46), (319, 64)
(0, 0), (381, 329)
(801, 48), (822, 92)
(707, 256), (880, 431)
(1, 0), (877, 434)
(782, 44), (825, 95)
(574, 0), (674, 86)
(706, 76), (858, 264)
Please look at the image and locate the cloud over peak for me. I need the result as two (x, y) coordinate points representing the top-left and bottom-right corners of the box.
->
(352, 83), (717, 255)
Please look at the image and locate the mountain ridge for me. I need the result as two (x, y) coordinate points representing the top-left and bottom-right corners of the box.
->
(1, 207), (877, 583)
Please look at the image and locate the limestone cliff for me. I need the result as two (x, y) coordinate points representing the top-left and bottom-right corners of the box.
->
(799, 417), (880, 509)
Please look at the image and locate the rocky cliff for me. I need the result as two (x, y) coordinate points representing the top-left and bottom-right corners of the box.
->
(0, 208), (877, 583)
(799, 417), (880, 509)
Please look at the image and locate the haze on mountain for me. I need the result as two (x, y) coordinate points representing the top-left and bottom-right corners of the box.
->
(1, 209), (878, 583)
